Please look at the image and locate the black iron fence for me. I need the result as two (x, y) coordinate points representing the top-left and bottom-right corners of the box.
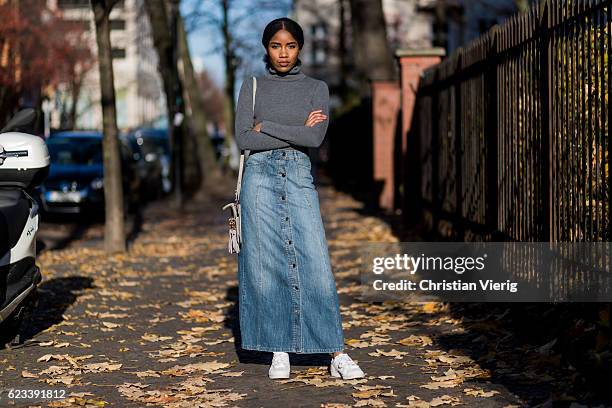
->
(412, 0), (611, 242)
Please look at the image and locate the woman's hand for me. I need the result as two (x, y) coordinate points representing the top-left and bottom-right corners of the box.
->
(305, 109), (327, 127)
(252, 122), (262, 132)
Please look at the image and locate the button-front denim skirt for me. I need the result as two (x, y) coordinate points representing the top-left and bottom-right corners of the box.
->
(237, 147), (345, 353)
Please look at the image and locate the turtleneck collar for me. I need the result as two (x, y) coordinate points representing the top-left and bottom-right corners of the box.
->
(264, 59), (305, 81)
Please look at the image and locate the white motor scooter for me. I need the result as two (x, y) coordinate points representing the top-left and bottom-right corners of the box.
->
(0, 108), (50, 346)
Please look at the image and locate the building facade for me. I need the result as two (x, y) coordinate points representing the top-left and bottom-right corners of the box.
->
(47, 0), (165, 130)
(292, 0), (434, 95)
(292, 0), (520, 91)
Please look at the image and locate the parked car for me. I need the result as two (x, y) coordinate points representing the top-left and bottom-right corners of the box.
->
(36, 131), (140, 214)
(124, 128), (171, 198)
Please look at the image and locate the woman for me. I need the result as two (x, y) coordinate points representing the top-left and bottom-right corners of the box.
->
(234, 17), (365, 380)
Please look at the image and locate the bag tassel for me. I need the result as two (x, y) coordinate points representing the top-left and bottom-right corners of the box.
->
(228, 226), (240, 254)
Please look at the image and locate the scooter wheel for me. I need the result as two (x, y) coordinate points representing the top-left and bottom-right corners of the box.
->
(0, 290), (38, 348)
(0, 312), (24, 348)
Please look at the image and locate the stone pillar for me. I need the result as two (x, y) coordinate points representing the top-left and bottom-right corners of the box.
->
(396, 48), (446, 157)
(395, 48), (445, 219)
(371, 80), (401, 212)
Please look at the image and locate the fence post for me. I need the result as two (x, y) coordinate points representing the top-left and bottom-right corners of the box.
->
(485, 29), (500, 241)
(609, 4), (612, 242)
(454, 51), (464, 241)
(431, 70), (440, 236)
(539, 0), (552, 242)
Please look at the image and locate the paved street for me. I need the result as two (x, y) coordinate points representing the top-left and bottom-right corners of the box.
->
(0, 173), (571, 407)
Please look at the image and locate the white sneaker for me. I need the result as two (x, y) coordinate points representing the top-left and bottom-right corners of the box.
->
(268, 352), (290, 379)
(330, 352), (365, 379)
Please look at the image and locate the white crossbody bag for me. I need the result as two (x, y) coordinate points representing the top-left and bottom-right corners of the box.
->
(222, 77), (255, 254)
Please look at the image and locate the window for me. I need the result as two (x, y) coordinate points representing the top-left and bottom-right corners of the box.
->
(111, 48), (126, 59)
(57, 0), (90, 8)
(110, 19), (126, 30)
(58, 0), (123, 9)
(310, 22), (328, 66)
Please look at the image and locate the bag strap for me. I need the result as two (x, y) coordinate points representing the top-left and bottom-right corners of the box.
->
(235, 76), (256, 201)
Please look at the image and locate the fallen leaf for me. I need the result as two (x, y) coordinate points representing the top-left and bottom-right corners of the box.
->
(463, 388), (500, 397)
(21, 370), (37, 378)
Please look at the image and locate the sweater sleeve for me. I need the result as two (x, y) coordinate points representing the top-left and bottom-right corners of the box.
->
(259, 81), (330, 148)
(234, 77), (291, 150)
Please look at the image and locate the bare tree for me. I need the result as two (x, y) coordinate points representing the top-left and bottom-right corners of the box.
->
(0, 0), (94, 125)
(177, 14), (221, 186)
(59, 29), (95, 129)
(348, 0), (396, 97)
(91, 0), (126, 253)
(338, 0), (350, 101)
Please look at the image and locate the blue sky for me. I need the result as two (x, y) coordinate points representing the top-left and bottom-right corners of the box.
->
(181, 0), (293, 89)
(181, 1), (225, 87)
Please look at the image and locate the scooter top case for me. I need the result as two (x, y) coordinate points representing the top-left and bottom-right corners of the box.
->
(0, 131), (50, 189)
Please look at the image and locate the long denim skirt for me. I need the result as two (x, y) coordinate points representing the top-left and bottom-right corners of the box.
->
(237, 147), (345, 353)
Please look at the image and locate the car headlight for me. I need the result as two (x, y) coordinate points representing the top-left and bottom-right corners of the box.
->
(90, 178), (104, 190)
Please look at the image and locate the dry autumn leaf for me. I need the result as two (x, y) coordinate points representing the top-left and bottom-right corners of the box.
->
(21, 370), (37, 378)
(463, 387), (500, 397)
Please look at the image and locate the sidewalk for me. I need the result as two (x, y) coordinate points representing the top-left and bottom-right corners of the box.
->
(0, 172), (549, 407)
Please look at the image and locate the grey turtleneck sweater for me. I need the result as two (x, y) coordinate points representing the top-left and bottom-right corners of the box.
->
(234, 61), (330, 151)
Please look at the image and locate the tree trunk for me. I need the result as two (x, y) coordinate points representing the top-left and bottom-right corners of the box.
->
(177, 14), (222, 188)
(338, 0), (350, 102)
(91, 0), (126, 253)
(69, 72), (82, 129)
(221, 0), (238, 161)
(144, 0), (174, 123)
(171, 3), (199, 195)
(348, 0), (396, 97)
(145, 0), (184, 207)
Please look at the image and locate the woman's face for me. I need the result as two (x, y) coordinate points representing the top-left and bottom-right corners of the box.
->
(266, 29), (300, 73)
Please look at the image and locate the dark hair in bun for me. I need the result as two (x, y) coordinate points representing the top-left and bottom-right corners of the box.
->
(262, 17), (304, 49)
